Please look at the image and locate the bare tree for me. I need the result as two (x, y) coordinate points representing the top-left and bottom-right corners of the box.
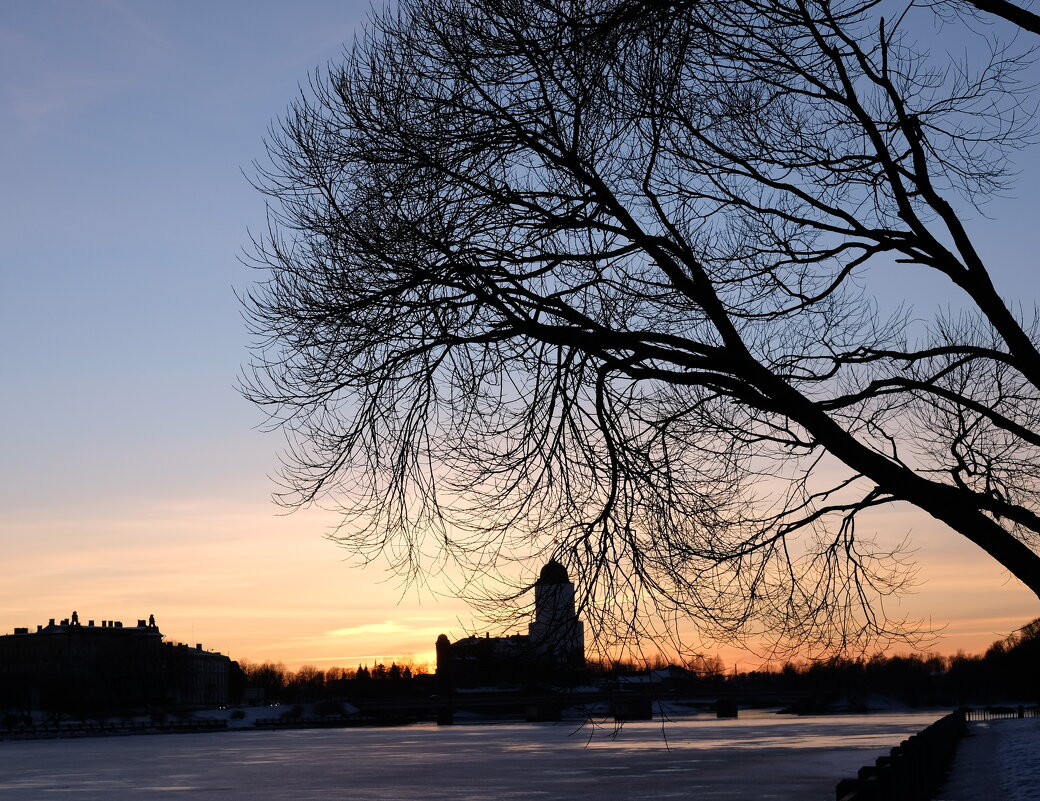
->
(958, 0), (1040, 34)
(244, 0), (1040, 658)
(610, 0), (1040, 36)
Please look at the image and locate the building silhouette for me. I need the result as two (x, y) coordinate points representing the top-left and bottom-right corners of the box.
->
(435, 561), (585, 686)
(0, 613), (231, 715)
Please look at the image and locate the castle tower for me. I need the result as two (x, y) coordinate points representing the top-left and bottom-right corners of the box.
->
(528, 560), (584, 667)
(435, 633), (452, 678)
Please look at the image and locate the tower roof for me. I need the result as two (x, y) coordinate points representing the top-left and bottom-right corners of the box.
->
(537, 560), (570, 585)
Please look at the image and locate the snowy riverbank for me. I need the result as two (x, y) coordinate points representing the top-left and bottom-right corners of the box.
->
(937, 718), (1040, 801)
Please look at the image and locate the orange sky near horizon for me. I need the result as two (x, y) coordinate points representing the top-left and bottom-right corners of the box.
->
(1, 492), (1035, 674)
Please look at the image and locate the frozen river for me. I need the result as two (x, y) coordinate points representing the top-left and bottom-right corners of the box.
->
(0, 710), (949, 800)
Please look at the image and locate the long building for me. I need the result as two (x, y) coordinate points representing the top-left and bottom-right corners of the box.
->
(0, 613), (231, 714)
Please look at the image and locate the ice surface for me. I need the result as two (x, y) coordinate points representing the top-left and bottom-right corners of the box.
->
(0, 710), (950, 800)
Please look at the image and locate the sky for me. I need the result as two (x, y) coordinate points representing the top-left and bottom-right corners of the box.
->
(1, 0), (1039, 673)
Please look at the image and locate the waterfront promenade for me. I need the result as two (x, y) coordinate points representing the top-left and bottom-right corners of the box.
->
(938, 718), (1040, 801)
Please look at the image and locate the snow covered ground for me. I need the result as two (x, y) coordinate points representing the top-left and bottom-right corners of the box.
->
(0, 710), (951, 800)
(937, 718), (1040, 801)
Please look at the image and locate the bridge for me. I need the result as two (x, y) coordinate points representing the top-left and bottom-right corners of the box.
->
(343, 686), (830, 724)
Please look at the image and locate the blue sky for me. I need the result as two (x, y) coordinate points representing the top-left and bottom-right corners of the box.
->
(1, 0), (1038, 668)
(2, 1), (362, 517)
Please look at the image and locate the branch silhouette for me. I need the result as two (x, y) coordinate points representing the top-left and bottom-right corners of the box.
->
(244, 0), (1040, 658)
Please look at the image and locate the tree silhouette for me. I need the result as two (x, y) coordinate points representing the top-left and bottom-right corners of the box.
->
(245, 0), (1040, 656)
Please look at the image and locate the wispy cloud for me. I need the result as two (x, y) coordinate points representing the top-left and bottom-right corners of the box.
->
(0, 2), (174, 138)
(325, 620), (445, 639)
(281, 652), (436, 667)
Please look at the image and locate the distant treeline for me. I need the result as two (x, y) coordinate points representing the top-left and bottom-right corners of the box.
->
(237, 619), (1040, 707)
(236, 659), (431, 703)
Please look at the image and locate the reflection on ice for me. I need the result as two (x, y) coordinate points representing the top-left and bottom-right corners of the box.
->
(0, 710), (949, 800)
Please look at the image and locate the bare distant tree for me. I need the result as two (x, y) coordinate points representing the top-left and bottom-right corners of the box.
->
(244, 0), (1040, 658)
